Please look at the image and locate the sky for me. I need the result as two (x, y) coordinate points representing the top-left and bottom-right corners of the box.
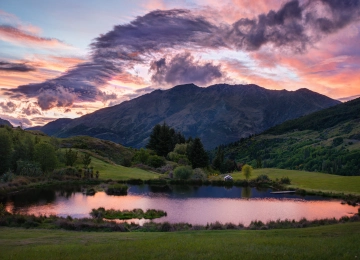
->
(1, 0), (360, 127)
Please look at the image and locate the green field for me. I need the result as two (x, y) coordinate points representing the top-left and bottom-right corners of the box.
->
(86, 156), (159, 180)
(1, 223), (359, 259)
(229, 168), (360, 194)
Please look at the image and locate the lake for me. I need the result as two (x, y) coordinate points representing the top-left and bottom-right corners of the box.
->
(2, 184), (357, 225)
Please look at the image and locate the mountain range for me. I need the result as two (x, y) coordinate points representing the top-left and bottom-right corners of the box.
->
(29, 83), (340, 149)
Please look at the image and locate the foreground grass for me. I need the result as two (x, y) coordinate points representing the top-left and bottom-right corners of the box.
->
(230, 168), (360, 194)
(85, 156), (159, 181)
(1, 223), (359, 259)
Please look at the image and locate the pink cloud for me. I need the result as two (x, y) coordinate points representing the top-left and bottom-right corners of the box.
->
(0, 25), (71, 48)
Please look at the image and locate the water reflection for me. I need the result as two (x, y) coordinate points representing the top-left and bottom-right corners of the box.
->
(241, 186), (252, 199)
(2, 185), (357, 225)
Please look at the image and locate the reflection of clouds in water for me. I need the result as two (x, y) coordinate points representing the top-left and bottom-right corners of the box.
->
(3, 187), (358, 225)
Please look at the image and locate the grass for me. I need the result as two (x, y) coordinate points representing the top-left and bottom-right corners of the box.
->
(229, 168), (360, 194)
(0, 223), (360, 259)
(80, 155), (159, 181)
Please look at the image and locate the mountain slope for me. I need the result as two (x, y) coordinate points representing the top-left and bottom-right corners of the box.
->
(27, 118), (72, 135)
(218, 97), (360, 175)
(41, 83), (340, 149)
(0, 118), (13, 127)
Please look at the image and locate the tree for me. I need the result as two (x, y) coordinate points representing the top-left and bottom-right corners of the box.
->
(188, 137), (208, 169)
(82, 153), (91, 168)
(146, 123), (185, 156)
(212, 147), (224, 171)
(65, 148), (78, 166)
(133, 148), (150, 164)
(34, 143), (57, 173)
(0, 131), (12, 174)
(242, 164), (253, 180)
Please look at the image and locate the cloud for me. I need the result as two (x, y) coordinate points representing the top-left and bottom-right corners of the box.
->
(6, 1), (360, 110)
(150, 52), (224, 85)
(21, 103), (41, 116)
(0, 25), (70, 48)
(0, 101), (17, 113)
(0, 61), (36, 72)
(37, 86), (77, 110)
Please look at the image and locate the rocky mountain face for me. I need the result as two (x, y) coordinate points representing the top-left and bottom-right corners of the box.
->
(36, 84), (340, 149)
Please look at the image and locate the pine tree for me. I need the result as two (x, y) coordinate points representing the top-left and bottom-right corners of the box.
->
(146, 123), (185, 156)
(189, 137), (208, 169)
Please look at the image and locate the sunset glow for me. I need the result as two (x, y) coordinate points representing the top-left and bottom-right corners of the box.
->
(1, 0), (360, 127)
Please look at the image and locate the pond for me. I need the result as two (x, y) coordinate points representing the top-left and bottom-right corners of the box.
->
(2, 184), (357, 226)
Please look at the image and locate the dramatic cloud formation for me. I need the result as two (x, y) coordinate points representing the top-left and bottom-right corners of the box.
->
(0, 61), (36, 72)
(150, 52), (223, 85)
(0, 101), (17, 113)
(5, 0), (360, 112)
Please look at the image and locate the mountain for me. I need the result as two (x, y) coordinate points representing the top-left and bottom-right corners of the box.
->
(27, 118), (72, 135)
(38, 83), (340, 149)
(0, 118), (13, 127)
(217, 97), (360, 175)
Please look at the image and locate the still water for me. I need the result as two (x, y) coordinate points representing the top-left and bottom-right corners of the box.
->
(2, 185), (356, 225)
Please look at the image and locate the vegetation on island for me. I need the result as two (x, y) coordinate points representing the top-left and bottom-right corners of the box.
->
(90, 207), (167, 220)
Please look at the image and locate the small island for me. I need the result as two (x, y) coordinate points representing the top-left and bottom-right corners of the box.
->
(90, 207), (167, 220)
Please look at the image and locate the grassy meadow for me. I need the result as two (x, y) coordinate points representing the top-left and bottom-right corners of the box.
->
(229, 168), (360, 194)
(82, 155), (159, 180)
(1, 222), (359, 259)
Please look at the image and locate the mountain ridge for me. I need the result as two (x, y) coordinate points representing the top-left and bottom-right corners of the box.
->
(34, 83), (340, 149)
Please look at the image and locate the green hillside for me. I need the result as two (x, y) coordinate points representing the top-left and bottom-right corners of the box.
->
(218, 98), (360, 176)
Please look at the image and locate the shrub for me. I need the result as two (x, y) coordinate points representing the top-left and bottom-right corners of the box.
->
(209, 221), (224, 230)
(256, 174), (270, 182)
(280, 176), (291, 184)
(1, 170), (14, 182)
(192, 168), (207, 180)
(174, 166), (193, 180)
(147, 155), (166, 168)
(16, 160), (42, 177)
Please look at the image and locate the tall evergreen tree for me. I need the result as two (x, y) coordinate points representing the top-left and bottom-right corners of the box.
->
(212, 147), (224, 171)
(189, 137), (208, 169)
(146, 123), (185, 156)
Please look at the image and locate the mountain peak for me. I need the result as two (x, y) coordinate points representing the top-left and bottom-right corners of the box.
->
(37, 83), (340, 149)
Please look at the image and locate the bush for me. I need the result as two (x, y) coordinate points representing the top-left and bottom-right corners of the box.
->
(174, 166), (193, 180)
(280, 176), (291, 184)
(16, 160), (42, 177)
(256, 174), (270, 182)
(1, 170), (14, 182)
(147, 155), (166, 168)
(192, 168), (207, 180)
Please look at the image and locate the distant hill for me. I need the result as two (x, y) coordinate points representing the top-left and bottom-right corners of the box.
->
(217, 97), (360, 175)
(36, 83), (340, 149)
(27, 118), (72, 136)
(0, 118), (12, 127)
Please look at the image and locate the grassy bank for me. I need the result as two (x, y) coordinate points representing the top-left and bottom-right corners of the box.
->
(229, 168), (360, 194)
(75, 153), (159, 181)
(1, 223), (360, 259)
